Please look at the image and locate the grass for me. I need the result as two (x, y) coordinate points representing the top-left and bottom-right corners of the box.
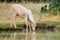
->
(0, 21), (60, 31)
(0, 3), (60, 31)
(0, 2), (60, 21)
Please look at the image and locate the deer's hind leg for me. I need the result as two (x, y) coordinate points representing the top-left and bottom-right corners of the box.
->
(11, 11), (17, 28)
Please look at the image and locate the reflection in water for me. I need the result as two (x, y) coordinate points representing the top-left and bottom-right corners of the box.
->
(31, 32), (36, 40)
(3, 32), (18, 40)
(0, 31), (60, 40)
(11, 32), (16, 40)
(26, 31), (36, 40)
(0, 31), (36, 40)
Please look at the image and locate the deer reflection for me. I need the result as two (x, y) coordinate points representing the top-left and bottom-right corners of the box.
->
(3, 31), (36, 40)
(3, 32), (17, 40)
(26, 31), (36, 40)
(11, 32), (17, 40)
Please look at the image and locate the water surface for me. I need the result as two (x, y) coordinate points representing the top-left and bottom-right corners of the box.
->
(0, 31), (60, 40)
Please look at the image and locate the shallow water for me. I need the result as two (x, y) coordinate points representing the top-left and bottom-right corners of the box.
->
(0, 31), (60, 40)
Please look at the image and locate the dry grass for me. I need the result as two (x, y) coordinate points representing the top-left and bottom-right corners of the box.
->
(0, 2), (60, 23)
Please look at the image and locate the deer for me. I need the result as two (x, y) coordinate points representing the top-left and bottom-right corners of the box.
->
(10, 4), (36, 31)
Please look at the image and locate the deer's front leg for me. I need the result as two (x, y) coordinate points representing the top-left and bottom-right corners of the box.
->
(25, 15), (29, 32)
(28, 21), (31, 32)
(25, 16), (29, 40)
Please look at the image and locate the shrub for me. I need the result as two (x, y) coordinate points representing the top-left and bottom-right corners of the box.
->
(49, 0), (60, 15)
(40, 5), (48, 14)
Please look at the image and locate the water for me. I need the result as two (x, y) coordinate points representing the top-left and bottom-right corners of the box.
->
(0, 31), (60, 40)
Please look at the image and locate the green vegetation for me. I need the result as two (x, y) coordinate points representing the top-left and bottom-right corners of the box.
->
(40, 5), (48, 13)
(40, 0), (60, 15)
(49, 0), (60, 15)
(0, 21), (60, 31)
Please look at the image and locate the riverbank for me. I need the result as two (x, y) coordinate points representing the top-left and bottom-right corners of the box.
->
(0, 21), (60, 31)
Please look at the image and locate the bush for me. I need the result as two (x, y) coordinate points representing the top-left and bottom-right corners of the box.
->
(0, 0), (4, 2)
(49, 0), (60, 15)
(6, 0), (12, 3)
(40, 5), (48, 14)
